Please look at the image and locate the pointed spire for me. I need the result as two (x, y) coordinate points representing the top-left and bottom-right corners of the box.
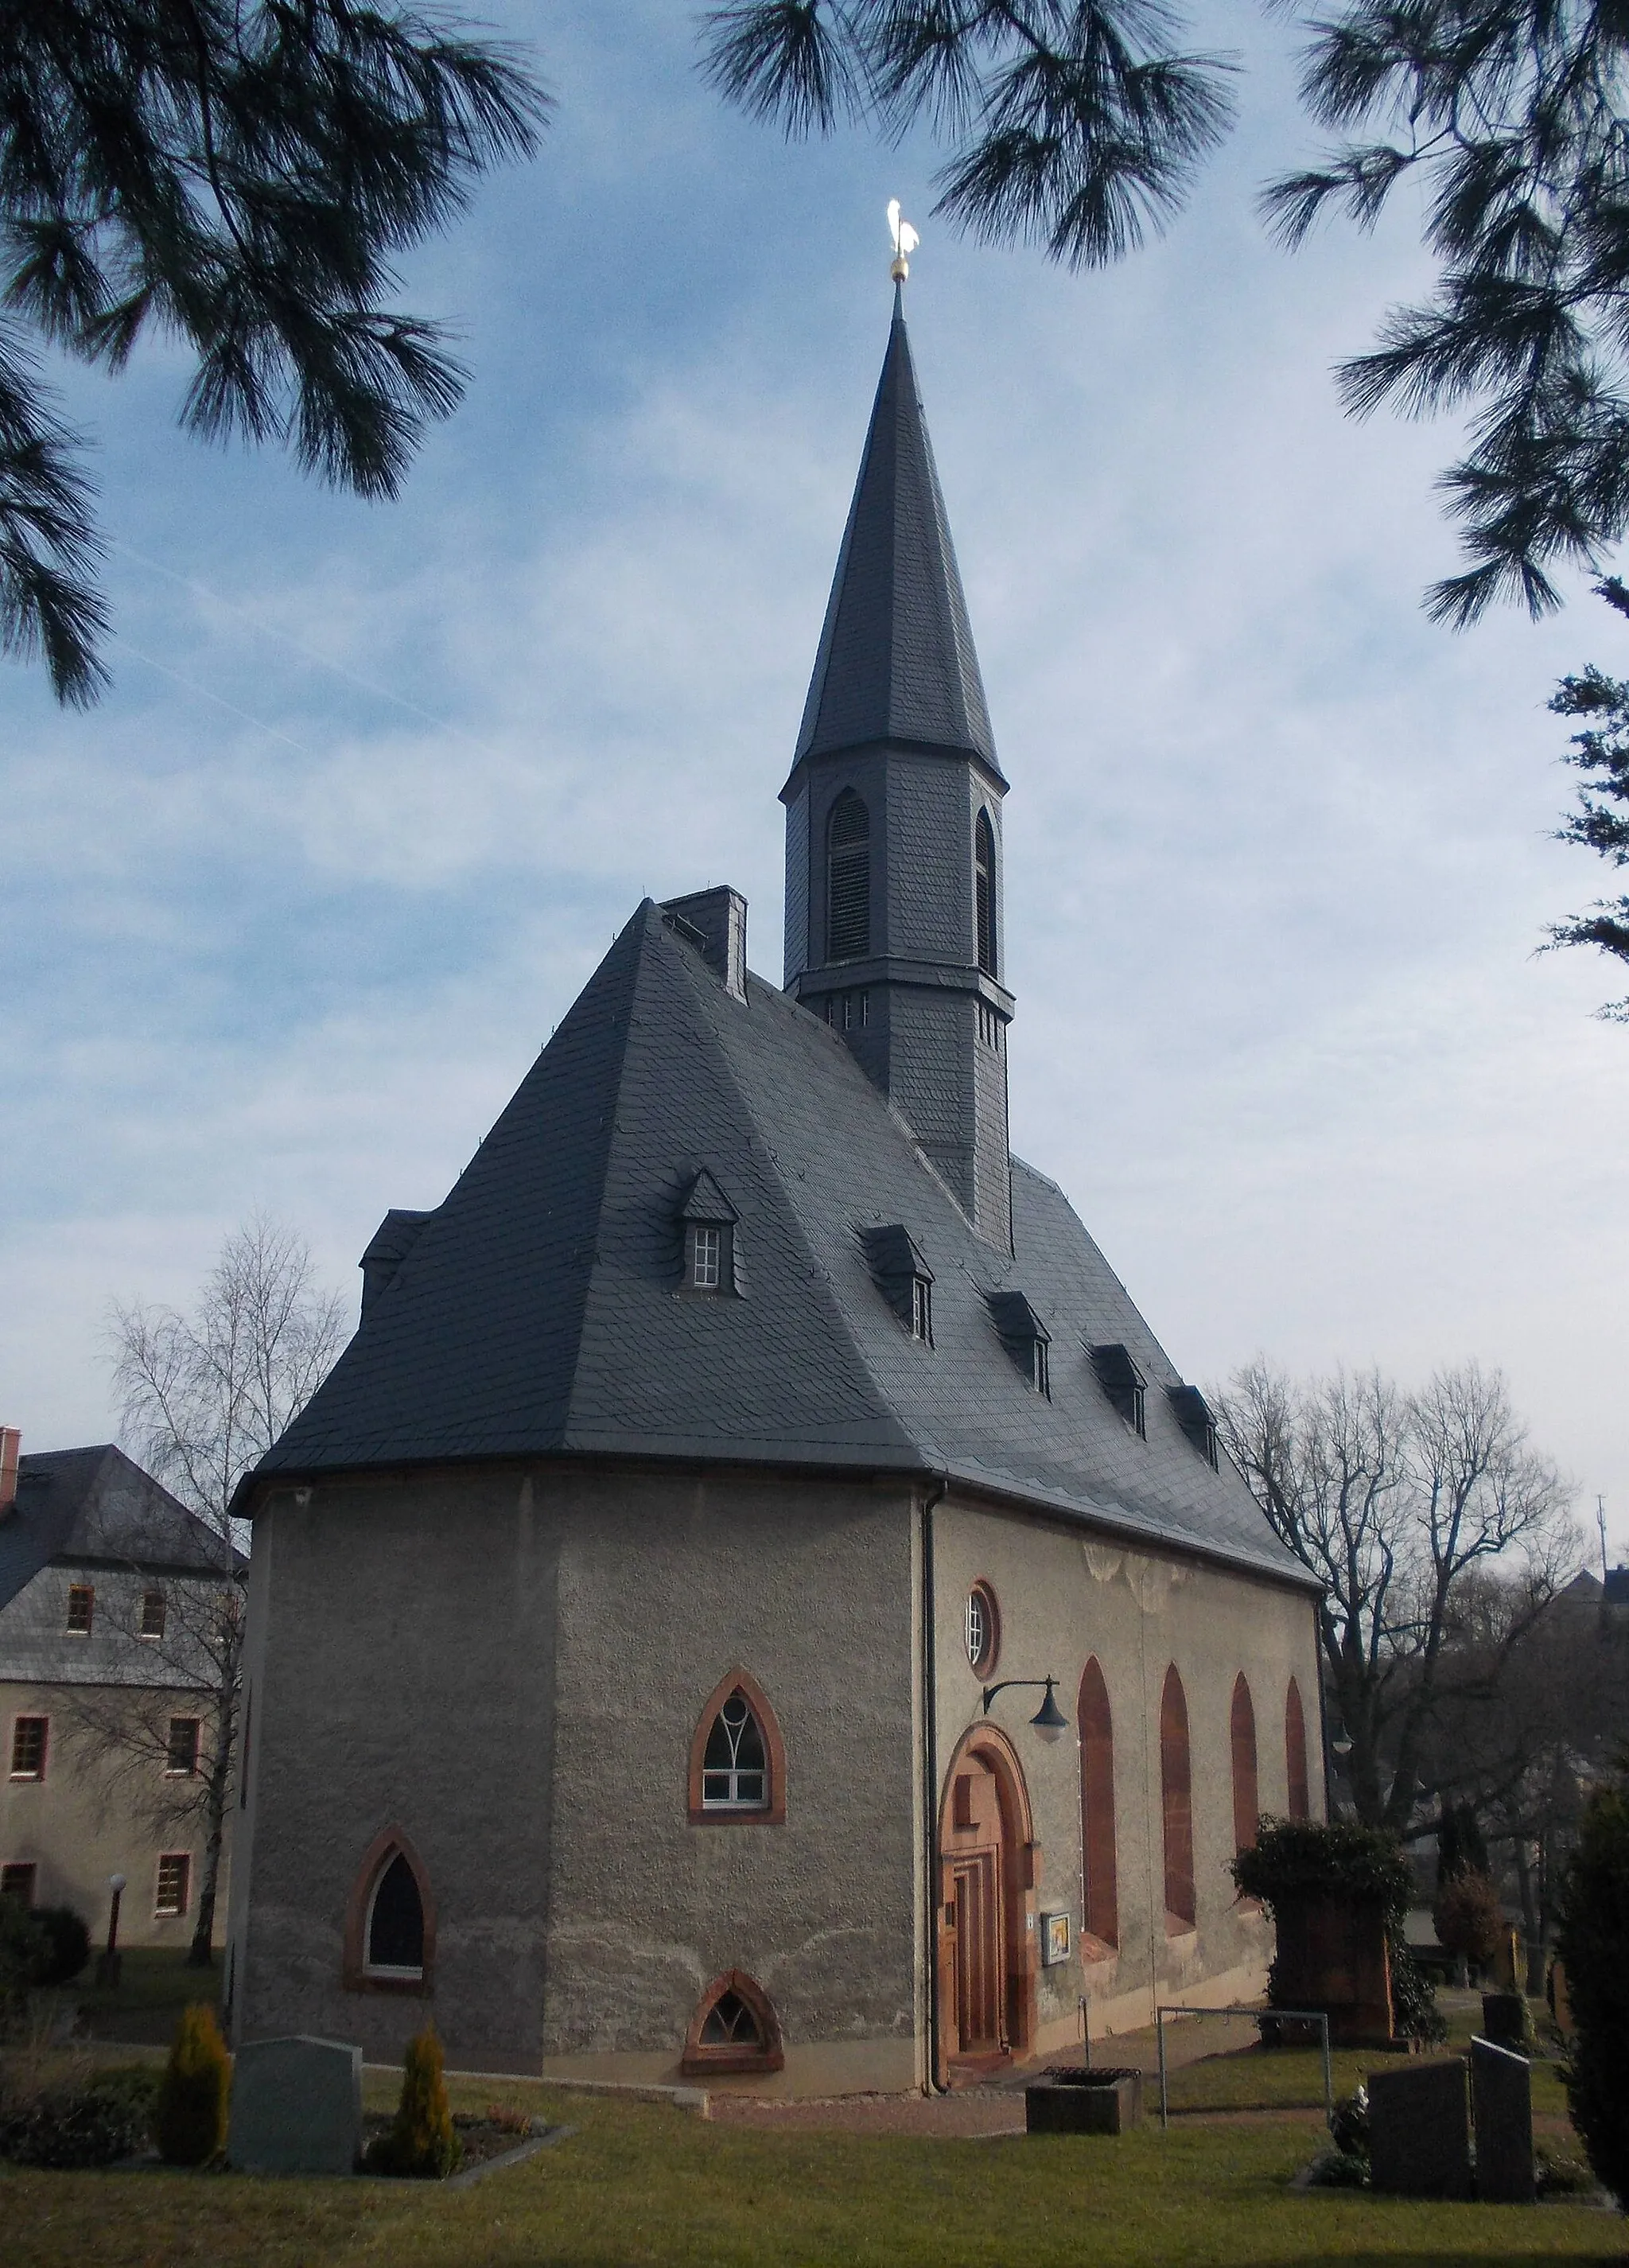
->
(790, 304), (1002, 782)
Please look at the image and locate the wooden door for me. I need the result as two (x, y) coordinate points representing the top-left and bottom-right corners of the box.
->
(940, 1753), (1009, 2067)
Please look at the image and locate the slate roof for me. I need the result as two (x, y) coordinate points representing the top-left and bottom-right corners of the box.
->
(789, 298), (1002, 786)
(0, 1445), (229, 1617)
(253, 906), (1312, 1591)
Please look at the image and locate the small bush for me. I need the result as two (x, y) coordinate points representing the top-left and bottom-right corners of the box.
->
(1328, 2087), (1370, 2161)
(29, 1907), (91, 1988)
(0, 1898), (48, 2014)
(372, 2025), (461, 2178)
(1306, 2145), (1370, 2188)
(1536, 2147), (1596, 2199)
(155, 2003), (231, 2166)
(0, 2066), (156, 2168)
(1555, 1776), (1629, 2208)
(1388, 1938), (1449, 2044)
(1433, 1868), (1503, 1966)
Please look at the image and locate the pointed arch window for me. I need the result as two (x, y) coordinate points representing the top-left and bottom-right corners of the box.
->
(827, 791), (870, 962)
(681, 1970), (785, 2075)
(974, 809), (997, 978)
(689, 1668), (787, 1825)
(1160, 1664), (1196, 1933)
(343, 1826), (435, 1992)
(1230, 1674), (1259, 1859)
(1285, 1676), (1311, 1820)
(1078, 1657), (1118, 1954)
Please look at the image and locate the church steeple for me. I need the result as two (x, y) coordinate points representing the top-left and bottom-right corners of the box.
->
(789, 296), (1004, 784)
(782, 296), (1013, 1252)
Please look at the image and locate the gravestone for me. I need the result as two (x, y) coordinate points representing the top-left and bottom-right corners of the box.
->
(1367, 2057), (1473, 2199)
(1480, 1990), (1530, 2051)
(1272, 1893), (1393, 2044)
(227, 2036), (364, 2175)
(1471, 2035), (1535, 2204)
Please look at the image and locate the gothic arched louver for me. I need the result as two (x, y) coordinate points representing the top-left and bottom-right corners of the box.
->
(1160, 1665), (1196, 1932)
(1230, 1674), (1258, 1860)
(1078, 1656), (1118, 1953)
(974, 808), (997, 978)
(1285, 1676), (1311, 1820)
(689, 1667), (787, 1826)
(826, 791), (870, 962)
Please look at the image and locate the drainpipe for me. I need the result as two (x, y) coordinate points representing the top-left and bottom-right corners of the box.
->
(920, 1473), (949, 2094)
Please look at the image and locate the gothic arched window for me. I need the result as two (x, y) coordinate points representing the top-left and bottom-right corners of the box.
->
(343, 1826), (435, 1992)
(1160, 1664), (1196, 1931)
(1230, 1673), (1258, 1859)
(974, 809), (997, 978)
(1285, 1676), (1311, 1820)
(689, 1668), (787, 1825)
(1078, 1656), (1118, 1952)
(681, 1970), (785, 2075)
(827, 791), (870, 962)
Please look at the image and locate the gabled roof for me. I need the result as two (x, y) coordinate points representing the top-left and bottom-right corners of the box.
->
(251, 905), (1312, 1590)
(0, 1445), (228, 1616)
(787, 299), (1002, 788)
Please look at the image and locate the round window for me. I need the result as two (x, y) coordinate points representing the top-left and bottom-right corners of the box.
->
(964, 1581), (999, 1675)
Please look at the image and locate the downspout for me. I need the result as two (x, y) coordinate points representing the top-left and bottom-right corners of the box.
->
(920, 1473), (949, 2093)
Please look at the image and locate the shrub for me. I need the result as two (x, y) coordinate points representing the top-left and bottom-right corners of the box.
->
(0, 2067), (156, 2168)
(371, 2025), (461, 2178)
(1328, 2087), (1370, 2160)
(29, 1906), (91, 1988)
(0, 1898), (48, 2013)
(1388, 1939), (1449, 2044)
(1307, 2145), (1370, 2188)
(1554, 1776), (1629, 2208)
(155, 2003), (231, 2166)
(1433, 1868), (1503, 1965)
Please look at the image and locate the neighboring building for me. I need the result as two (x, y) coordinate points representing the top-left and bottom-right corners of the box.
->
(0, 1429), (235, 1947)
(227, 290), (1324, 2091)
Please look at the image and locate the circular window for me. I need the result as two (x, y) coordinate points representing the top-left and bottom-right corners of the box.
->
(964, 1581), (1000, 1676)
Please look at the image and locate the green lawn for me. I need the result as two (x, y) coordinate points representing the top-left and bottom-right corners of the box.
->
(2, 2069), (1621, 2268)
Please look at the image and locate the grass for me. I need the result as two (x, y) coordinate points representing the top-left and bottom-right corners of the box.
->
(1, 2067), (1622, 2268)
(71, 1949), (223, 2044)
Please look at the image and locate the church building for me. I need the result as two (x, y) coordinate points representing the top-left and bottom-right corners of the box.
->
(227, 287), (1324, 2092)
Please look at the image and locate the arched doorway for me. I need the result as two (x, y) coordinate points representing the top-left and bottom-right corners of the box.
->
(936, 1726), (1038, 2079)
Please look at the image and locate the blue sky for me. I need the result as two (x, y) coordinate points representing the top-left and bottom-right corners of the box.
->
(3, 0), (1625, 1560)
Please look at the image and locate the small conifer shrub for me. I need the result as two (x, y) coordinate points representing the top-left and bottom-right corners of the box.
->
(368, 2025), (461, 2178)
(155, 2003), (231, 2165)
(1554, 1776), (1629, 2208)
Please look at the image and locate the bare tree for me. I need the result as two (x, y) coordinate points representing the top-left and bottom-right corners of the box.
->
(1213, 1359), (1577, 1835)
(88, 1215), (345, 1964)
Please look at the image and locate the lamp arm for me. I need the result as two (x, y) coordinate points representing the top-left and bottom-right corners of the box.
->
(981, 1676), (1055, 1715)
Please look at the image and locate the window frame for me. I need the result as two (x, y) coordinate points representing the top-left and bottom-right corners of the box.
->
(1285, 1676), (1312, 1821)
(1230, 1673), (1259, 1865)
(139, 1591), (167, 1641)
(911, 1275), (933, 1344)
(9, 1716), (48, 1782)
(342, 1825), (437, 1994)
(963, 1581), (1001, 1678)
(65, 1583), (94, 1636)
(680, 1969), (785, 2076)
(165, 1717), (202, 1778)
(688, 1667), (787, 1827)
(1078, 1657), (1119, 1955)
(1159, 1663), (1197, 1935)
(154, 1852), (192, 1919)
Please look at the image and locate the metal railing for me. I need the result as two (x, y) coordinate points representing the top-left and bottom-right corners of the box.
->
(1154, 2002), (1332, 2130)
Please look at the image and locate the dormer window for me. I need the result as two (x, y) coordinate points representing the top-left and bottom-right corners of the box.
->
(679, 1170), (739, 1295)
(988, 1291), (1051, 1395)
(861, 1225), (935, 1347)
(1091, 1343), (1146, 1437)
(1168, 1384), (1220, 1469)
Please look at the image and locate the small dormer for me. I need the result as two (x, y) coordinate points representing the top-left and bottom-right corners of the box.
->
(1090, 1343), (1146, 1437)
(360, 1208), (435, 1320)
(987, 1291), (1050, 1395)
(1168, 1384), (1219, 1469)
(861, 1225), (934, 1344)
(679, 1170), (740, 1293)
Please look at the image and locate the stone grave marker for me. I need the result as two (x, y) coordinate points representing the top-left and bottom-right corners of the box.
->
(1367, 2057), (1473, 2199)
(227, 2036), (364, 2175)
(1471, 2035), (1535, 2204)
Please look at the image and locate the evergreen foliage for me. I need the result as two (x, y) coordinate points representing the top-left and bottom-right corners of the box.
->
(0, 2066), (156, 2168)
(154, 2002), (231, 2165)
(1, 2), (548, 702)
(1387, 1939), (1449, 2045)
(1232, 1816), (1415, 1921)
(1554, 1771), (1629, 2206)
(371, 2024), (461, 2178)
(0, 1897), (48, 2022)
(29, 1906), (91, 1988)
(1432, 1867), (1504, 1964)
(1548, 578), (1629, 1018)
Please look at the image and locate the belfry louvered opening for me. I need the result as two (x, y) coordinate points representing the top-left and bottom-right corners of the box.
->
(974, 809), (997, 979)
(826, 791), (870, 962)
